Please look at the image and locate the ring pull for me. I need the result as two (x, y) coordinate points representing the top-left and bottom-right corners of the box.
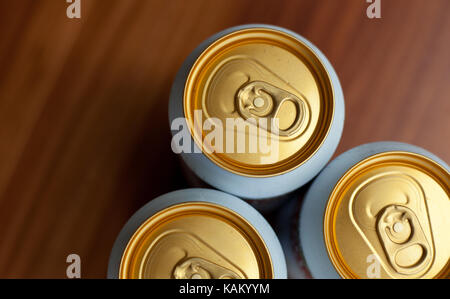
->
(173, 257), (243, 279)
(377, 205), (433, 276)
(236, 81), (309, 137)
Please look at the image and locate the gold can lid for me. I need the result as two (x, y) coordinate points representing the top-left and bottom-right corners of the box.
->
(184, 28), (334, 176)
(324, 152), (450, 279)
(119, 202), (273, 278)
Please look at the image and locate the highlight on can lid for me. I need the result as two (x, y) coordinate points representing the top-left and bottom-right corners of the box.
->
(324, 151), (450, 279)
(184, 27), (335, 177)
(108, 189), (286, 279)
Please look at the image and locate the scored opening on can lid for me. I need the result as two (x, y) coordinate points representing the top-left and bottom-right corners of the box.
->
(324, 151), (450, 279)
(184, 27), (335, 177)
(119, 202), (273, 278)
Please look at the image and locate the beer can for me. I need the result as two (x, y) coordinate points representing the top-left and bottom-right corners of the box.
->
(300, 142), (450, 279)
(107, 188), (287, 278)
(169, 24), (345, 203)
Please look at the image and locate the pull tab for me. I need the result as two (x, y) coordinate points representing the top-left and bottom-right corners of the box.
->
(236, 81), (309, 137)
(377, 205), (433, 276)
(173, 257), (243, 279)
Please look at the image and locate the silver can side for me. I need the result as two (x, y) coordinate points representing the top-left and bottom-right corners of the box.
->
(299, 141), (450, 279)
(168, 24), (345, 201)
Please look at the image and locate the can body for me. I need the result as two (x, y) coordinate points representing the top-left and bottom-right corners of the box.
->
(169, 24), (345, 205)
(108, 188), (287, 279)
(300, 142), (450, 279)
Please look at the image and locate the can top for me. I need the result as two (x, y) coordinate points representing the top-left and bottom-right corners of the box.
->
(119, 202), (273, 278)
(184, 27), (335, 177)
(324, 151), (450, 279)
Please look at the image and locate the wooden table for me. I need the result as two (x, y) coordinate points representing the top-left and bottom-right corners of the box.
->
(0, 0), (448, 278)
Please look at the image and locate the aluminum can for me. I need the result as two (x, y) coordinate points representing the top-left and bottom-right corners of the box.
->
(300, 142), (450, 279)
(169, 24), (345, 204)
(108, 188), (287, 279)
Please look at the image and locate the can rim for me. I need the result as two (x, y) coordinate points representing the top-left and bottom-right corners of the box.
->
(323, 151), (450, 279)
(183, 27), (335, 177)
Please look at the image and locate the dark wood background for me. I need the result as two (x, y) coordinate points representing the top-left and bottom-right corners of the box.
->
(0, 0), (448, 278)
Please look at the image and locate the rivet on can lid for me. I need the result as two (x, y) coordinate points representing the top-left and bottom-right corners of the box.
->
(119, 202), (273, 278)
(324, 152), (450, 279)
(184, 28), (335, 177)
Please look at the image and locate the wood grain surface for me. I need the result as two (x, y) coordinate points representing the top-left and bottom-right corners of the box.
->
(0, 0), (449, 278)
